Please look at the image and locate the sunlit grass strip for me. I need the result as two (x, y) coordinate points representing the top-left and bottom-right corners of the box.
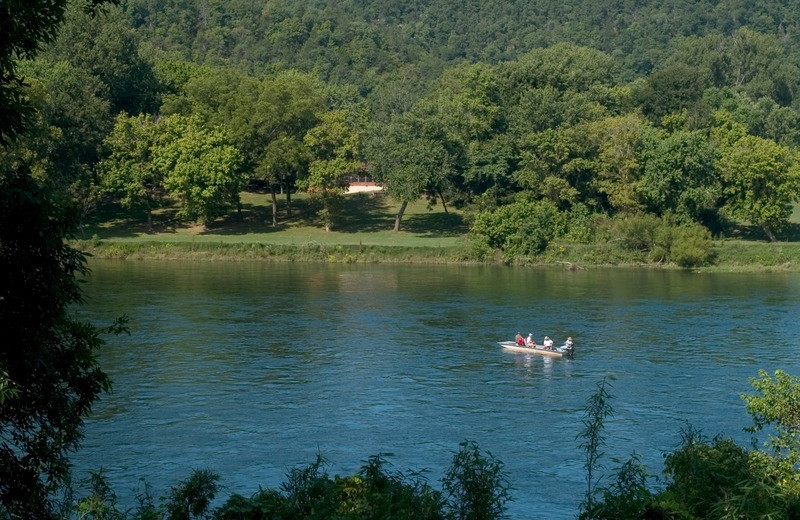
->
(74, 238), (800, 271)
(76, 241), (491, 264)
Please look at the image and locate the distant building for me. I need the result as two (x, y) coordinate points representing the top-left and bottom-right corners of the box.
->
(346, 174), (382, 193)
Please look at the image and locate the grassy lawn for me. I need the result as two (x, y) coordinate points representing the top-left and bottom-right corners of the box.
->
(78, 193), (800, 270)
(81, 191), (469, 248)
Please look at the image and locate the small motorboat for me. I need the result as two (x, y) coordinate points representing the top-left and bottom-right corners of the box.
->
(498, 341), (574, 359)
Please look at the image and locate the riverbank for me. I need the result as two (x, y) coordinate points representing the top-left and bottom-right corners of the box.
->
(76, 192), (800, 271)
(73, 238), (800, 272)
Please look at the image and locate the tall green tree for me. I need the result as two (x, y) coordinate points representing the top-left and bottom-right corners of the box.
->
(44, 3), (160, 114)
(587, 114), (649, 213)
(156, 115), (244, 226)
(366, 113), (456, 231)
(101, 113), (163, 230)
(1, 1), (121, 518)
(300, 110), (362, 232)
(715, 126), (800, 241)
(638, 129), (721, 223)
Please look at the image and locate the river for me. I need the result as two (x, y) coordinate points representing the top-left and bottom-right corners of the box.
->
(73, 260), (800, 518)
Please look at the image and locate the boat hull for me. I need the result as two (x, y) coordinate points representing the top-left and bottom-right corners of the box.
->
(498, 341), (569, 358)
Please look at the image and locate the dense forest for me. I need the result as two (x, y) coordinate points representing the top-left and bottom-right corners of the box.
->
(7, 0), (800, 267)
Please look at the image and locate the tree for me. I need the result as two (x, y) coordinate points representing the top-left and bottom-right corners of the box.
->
(578, 378), (613, 516)
(239, 71), (326, 224)
(716, 130), (800, 241)
(442, 441), (511, 520)
(638, 129), (721, 223)
(743, 370), (800, 464)
(300, 110), (362, 232)
(101, 113), (163, 230)
(366, 113), (456, 231)
(587, 114), (649, 214)
(15, 58), (113, 206)
(1, 1), (121, 518)
(44, 3), (161, 115)
(156, 115), (244, 226)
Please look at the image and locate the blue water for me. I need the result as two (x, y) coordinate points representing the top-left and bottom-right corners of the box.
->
(73, 261), (800, 518)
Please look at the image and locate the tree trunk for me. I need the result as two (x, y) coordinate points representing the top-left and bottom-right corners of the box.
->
(394, 200), (408, 232)
(762, 224), (777, 242)
(439, 190), (449, 214)
(270, 184), (278, 227)
(285, 179), (292, 218)
(146, 206), (153, 232)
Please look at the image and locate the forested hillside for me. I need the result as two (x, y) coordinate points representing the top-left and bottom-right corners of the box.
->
(8, 0), (800, 266)
(123, 0), (800, 83)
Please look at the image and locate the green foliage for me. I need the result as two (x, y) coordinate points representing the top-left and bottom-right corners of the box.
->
(716, 130), (800, 241)
(470, 200), (567, 258)
(165, 469), (220, 520)
(579, 454), (652, 520)
(300, 110), (363, 231)
(657, 430), (788, 520)
(611, 213), (666, 256)
(577, 379), (613, 516)
(586, 114), (648, 214)
(0, 166), (123, 519)
(670, 224), (715, 268)
(743, 370), (800, 465)
(441, 441), (511, 520)
(45, 3), (160, 114)
(103, 113), (244, 226)
(575, 371), (800, 520)
(157, 115), (244, 225)
(638, 129), (720, 222)
(101, 113), (163, 228)
(76, 470), (126, 520)
(14, 58), (113, 200)
(610, 214), (714, 267)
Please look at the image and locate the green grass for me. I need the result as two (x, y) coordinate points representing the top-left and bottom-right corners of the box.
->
(81, 191), (469, 248)
(77, 193), (800, 270)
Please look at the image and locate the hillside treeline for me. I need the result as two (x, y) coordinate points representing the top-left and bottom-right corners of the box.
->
(6, 0), (800, 265)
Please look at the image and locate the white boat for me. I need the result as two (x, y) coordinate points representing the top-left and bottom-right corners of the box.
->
(498, 341), (574, 358)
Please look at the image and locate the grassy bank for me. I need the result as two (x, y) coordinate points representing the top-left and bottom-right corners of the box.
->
(75, 191), (800, 271)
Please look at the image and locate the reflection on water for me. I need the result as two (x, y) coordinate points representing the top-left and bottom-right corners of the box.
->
(74, 261), (800, 519)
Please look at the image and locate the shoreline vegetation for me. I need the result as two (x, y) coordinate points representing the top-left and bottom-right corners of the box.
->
(75, 192), (800, 272)
(75, 239), (800, 272)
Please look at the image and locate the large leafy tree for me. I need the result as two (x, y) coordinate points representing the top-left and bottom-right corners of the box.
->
(1, 1), (121, 518)
(714, 116), (800, 241)
(101, 113), (163, 230)
(300, 110), (362, 232)
(367, 113), (455, 231)
(156, 115), (244, 226)
(638, 129), (721, 223)
(587, 114), (649, 214)
(43, 2), (160, 115)
(0, 0), (108, 144)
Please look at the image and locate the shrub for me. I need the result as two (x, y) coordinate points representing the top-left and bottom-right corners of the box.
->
(670, 223), (714, 267)
(442, 441), (511, 520)
(165, 469), (220, 520)
(470, 200), (567, 257)
(564, 203), (595, 243)
(612, 213), (663, 253)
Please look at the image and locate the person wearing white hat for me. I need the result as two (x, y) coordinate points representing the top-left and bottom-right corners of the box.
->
(543, 336), (554, 350)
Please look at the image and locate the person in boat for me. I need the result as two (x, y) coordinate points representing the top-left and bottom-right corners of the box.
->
(526, 333), (536, 348)
(564, 336), (574, 349)
(515, 332), (525, 346)
(543, 336), (554, 350)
